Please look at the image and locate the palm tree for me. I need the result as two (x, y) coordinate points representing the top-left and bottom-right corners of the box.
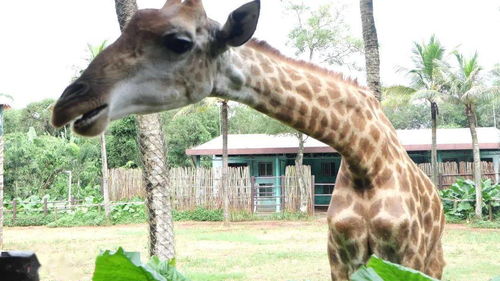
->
(0, 93), (13, 248)
(114, 0), (175, 260)
(87, 42), (111, 219)
(220, 100), (230, 225)
(388, 35), (447, 187)
(360, 0), (382, 101)
(444, 52), (500, 219)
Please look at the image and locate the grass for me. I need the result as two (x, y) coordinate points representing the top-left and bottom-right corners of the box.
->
(3, 221), (500, 281)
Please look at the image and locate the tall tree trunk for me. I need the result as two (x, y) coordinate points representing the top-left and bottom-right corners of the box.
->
(100, 134), (111, 219)
(360, 0), (382, 101)
(0, 107), (4, 248)
(137, 114), (175, 259)
(295, 132), (307, 213)
(221, 100), (230, 225)
(431, 102), (439, 188)
(114, 0), (175, 259)
(466, 105), (483, 219)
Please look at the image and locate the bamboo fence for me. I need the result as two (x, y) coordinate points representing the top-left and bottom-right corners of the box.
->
(417, 161), (497, 188)
(282, 165), (313, 214)
(109, 167), (252, 211)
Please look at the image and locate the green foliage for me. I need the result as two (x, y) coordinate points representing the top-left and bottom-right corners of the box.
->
(408, 35), (447, 92)
(4, 132), (100, 199)
(470, 219), (500, 229)
(106, 116), (140, 168)
(351, 255), (438, 281)
(48, 209), (106, 227)
(229, 105), (284, 134)
(3, 212), (58, 227)
(164, 104), (219, 167)
(440, 178), (500, 220)
(173, 208), (223, 222)
(111, 202), (148, 224)
(93, 248), (188, 281)
(285, 2), (362, 69)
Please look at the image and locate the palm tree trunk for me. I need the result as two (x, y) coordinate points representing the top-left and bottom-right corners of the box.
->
(114, 0), (175, 259)
(0, 107), (4, 248)
(360, 0), (382, 101)
(466, 105), (483, 219)
(295, 132), (307, 213)
(431, 102), (439, 187)
(137, 114), (175, 259)
(100, 134), (111, 219)
(221, 100), (230, 225)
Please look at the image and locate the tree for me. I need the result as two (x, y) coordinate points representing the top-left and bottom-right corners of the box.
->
(360, 0), (382, 100)
(0, 93), (12, 248)
(388, 35), (447, 186)
(285, 1), (363, 69)
(87, 41), (111, 219)
(164, 102), (219, 167)
(114, 0), (175, 259)
(444, 52), (500, 219)
(221, 100), (229, 225)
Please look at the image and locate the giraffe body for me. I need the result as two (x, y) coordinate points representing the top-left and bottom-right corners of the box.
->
(51, 1), (445, 279)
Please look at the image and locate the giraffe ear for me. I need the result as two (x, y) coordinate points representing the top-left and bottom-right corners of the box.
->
(217, 0), (260, 47)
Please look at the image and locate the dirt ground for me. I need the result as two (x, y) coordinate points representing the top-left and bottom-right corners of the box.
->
(3, 220), (500, 281)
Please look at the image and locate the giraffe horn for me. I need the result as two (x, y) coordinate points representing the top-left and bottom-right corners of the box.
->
(162, 0), (181, 9)
(183, 0), (204, 9)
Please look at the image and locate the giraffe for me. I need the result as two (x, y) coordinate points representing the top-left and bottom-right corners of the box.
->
(51, 0), (446, 279)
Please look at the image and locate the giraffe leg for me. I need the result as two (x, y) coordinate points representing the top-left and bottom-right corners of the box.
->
(423, 240), (445, 279)
(327, 231), (349, 281)
(327, 223), (368, 281)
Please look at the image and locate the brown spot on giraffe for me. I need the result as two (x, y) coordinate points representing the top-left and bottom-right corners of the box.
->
(287, 68), (302, 80)
(296, 83), (313, 100)
(318, 96), (330, 108)
(298, 102), (308, 116)
(261, 61), (274, 73)
(250, 65), (261, 76)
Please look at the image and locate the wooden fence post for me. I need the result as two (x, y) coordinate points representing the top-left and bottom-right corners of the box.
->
(43, 198), (48, 216)
(310, 175), (315, 216)
(12, 199), (17, 224)
(250, 176), (255, 213)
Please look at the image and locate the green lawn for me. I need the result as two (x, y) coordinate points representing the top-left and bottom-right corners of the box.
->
(3, 220), (499, 281)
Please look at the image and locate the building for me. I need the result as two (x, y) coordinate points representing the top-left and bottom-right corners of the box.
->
(186, 127), (500, 210)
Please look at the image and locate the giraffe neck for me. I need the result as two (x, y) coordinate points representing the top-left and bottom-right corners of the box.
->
(212, 40), (406, 187)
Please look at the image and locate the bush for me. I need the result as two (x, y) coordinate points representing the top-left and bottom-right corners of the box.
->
(4, 212), (58, 227)
(173, 208), (223, 222)
(440, 178), (500, 220)
(48, 210), (106, 227)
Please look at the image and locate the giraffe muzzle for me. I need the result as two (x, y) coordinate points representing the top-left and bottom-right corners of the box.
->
(52, 81), (111, 137)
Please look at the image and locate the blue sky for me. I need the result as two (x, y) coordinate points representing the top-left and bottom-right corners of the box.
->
(1, 0), (499, 108)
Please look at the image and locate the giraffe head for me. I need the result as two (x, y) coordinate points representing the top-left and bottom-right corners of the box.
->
(52, 0), (260, 136)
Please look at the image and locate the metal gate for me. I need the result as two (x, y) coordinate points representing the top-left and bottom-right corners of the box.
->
(251, 176), (283, 213)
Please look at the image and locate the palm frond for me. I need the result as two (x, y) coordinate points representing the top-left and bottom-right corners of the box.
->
(411, 89), (444, 103)
(462, 86), (500, 104)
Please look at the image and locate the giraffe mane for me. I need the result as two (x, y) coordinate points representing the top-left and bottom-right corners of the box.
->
(246, 39), (364, 89)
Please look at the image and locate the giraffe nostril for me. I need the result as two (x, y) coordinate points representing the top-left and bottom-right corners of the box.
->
(61, 81), (90, 101)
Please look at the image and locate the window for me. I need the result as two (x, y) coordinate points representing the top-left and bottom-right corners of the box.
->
(258, 183), (274, 197)
(228, 163), (248, 168)
(258, 162), (273, 176)
(321, 162), (335, 177)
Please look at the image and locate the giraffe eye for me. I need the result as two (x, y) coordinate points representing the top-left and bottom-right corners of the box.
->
(161, 33), (194, 54)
